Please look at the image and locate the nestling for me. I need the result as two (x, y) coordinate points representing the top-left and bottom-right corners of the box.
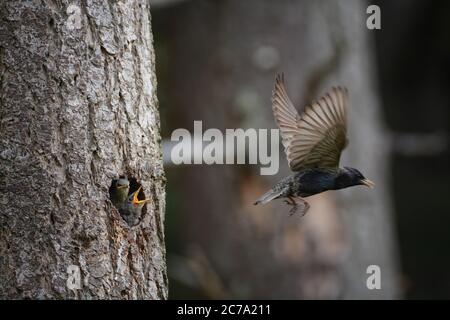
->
(119, 186), (150, 226)
(110, 177), (130, 209)
(254, 74), (374, 215)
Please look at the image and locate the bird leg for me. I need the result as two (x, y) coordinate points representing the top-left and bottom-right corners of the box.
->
(283, 196), (295, 205)
(283, 196), (298, 215)
(284, 196), (310, 217)
(296, 197), (310, 217)
(283, 196), (296, 212)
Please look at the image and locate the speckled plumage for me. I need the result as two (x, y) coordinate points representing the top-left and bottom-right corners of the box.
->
(255, 167), (369, 205)
(269, 168), (341, 199)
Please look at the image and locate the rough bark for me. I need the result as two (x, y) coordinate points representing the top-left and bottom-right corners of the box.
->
(158, 0), (398, 299)
(0, 0), (167, 299)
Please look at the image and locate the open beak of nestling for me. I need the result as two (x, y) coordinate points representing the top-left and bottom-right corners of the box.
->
(117, 184), (128, 189)
(132, 186), (150, 205)
(360, 178), (375, 189)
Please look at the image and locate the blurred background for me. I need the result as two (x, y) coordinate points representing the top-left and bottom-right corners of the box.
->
(151, 0), (450, 299)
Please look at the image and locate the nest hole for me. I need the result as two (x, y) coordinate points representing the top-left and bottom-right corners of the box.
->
(109, 175), (148, 226)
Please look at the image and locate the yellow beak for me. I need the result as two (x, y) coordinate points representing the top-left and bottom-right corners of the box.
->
(361, 178), (375, 188)
(132, 186), (150, 204)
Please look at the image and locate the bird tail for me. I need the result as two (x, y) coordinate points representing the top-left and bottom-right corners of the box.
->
(253, 189), (283, 205)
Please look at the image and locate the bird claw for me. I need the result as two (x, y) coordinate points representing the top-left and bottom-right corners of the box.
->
(286, 199), (310, 218)
(299, 202), (310, 217)
(288, 204), (298, 216)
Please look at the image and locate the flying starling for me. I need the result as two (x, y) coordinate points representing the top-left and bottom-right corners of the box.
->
(254, 74), (374, 215)
(119, 186), (150, 226)
(110, 177), (130, 209)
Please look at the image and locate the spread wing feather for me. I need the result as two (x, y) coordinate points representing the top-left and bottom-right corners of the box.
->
(271, 74), (348, 171)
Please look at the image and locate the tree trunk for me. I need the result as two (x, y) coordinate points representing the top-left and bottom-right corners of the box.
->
(157, 0), (398, 299)
(0, 0), (167, 299)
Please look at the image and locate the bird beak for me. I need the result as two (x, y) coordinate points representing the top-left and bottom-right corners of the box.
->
(360, 178), (375, 188)
(133, 186), (150, 204)
(117, 185), (127, 189)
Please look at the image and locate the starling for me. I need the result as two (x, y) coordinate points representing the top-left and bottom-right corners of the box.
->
(110, 177), (130, 209)
(119, 186), (150, 226)
(254, 74), (374, 215)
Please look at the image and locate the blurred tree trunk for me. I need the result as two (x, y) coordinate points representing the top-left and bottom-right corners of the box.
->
(158, 0), (398, 299)
(0, 0), (167, 299)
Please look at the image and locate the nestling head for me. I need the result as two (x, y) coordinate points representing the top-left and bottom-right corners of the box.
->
(127, 186), (150, 208)
(116, 177), (130, 191)
(336, 167), (375, 189)
(110, 177), (130, 208)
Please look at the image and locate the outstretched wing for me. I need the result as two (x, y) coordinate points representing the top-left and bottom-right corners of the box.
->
(271, 74), (348, 171)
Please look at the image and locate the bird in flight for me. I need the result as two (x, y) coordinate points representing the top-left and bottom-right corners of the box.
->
(254, 74), (374, 215)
